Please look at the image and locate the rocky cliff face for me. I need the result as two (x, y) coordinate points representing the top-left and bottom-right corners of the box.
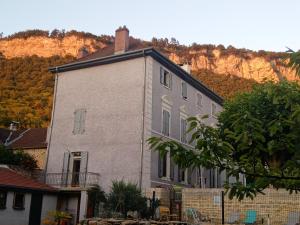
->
(169, 50), (297, 82)
(0, 35), (297, 82)
(0, 35), (107, 58)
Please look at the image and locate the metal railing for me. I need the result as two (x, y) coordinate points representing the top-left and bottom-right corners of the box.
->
(44, 172), (100, 188)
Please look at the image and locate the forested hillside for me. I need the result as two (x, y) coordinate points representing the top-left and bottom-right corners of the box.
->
(0, 55), (74, 127)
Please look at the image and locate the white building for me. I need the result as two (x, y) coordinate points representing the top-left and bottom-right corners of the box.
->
(45, 26), (223, 223)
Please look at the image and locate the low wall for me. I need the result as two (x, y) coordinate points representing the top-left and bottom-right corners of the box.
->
(144, 188), (170, 207)
(182, 188), (300, 225)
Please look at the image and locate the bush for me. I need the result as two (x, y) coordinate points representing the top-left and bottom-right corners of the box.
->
(107, 180), (147, 218)
(0, 145), (37, 170)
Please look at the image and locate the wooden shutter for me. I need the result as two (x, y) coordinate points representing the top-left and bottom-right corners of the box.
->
(160, 67), (164, 84)
(187, 167), (192, 184)
(73, 110), (81, 134)
(162, 110), (170, 136)
(170, 158), (174, 180)
(158, 154), (163, 178)
(61, 152), (70, 186)
(79, 109), (87, 134)
(80, 151), (88, 185)
(182, 82), (187, 99)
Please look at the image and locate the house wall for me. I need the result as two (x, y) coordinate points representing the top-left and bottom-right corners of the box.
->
(150, 60), (222, 188)
(46, 57), (150, 192)
(0, 192), (31, 225)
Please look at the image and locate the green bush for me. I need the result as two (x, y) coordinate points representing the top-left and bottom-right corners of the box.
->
(0, 145), (37, 170)
(107, 180), (147, 218)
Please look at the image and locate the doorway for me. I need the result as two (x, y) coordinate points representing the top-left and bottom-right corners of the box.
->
(29, 193), (43, 225)
(72, 159), (81, 186)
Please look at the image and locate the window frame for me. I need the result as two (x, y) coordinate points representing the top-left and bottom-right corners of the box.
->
(160, 67), (172, 89)
(0, 190), (7, 210)
(13, 192), (25, 210)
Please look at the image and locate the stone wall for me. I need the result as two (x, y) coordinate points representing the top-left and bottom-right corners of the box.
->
(182, 188), (300, 225)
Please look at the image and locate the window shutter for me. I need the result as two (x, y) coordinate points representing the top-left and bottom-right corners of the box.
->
(160, 67), (164, 84)
(73, 110), (81, 134)
(61, 152), (70, 186)
(79, 151), (88, 185)
(166, 111), (170, 136)
(178, 167), (182, 182)
(170, 159), (174, 180)
(158, 154), (163, 178)
(79, 109), (87, 134)
(182, 83), (187, 99)
(188, 167), (192, 184)
(197, 93), (202, 107)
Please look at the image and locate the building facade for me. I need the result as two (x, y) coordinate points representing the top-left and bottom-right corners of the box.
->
(45, 27), (223, 222)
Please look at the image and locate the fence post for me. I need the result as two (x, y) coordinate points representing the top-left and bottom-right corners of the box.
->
(221, 191), (225, 224)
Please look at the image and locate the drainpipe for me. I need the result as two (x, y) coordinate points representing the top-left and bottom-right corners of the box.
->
(139, 51), (147, 191)
(44, 67), (59, 181)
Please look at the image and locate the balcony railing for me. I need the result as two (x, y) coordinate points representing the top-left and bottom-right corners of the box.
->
(44, 172), (100, 188)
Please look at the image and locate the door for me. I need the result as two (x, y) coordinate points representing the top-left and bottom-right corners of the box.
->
(72, 159), (81, 186)
(29, 193), (43, 225)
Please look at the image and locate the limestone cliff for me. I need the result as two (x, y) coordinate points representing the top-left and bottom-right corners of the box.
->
(0, 34), (297, 82)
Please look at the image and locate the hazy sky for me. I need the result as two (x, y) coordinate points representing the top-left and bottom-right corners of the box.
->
(1, 0), (299, 52)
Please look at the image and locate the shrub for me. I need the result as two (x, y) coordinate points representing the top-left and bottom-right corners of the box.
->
(107, 180), (147, 218)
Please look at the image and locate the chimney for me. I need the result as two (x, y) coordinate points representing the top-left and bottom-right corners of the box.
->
(114, 26), (129, 54)
(180, 63), (191, 74)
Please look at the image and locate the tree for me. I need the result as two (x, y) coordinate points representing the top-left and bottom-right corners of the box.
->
(107, 180), (147, 217)
(0, 145), (37, 170)
(148, 80), (300, 200)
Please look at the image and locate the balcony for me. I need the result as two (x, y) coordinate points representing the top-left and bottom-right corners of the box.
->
(44, 172), (100, 189)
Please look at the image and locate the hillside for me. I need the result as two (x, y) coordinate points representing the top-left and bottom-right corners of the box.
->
(0, 30), (297, 82)
(0, 29), (291, 128)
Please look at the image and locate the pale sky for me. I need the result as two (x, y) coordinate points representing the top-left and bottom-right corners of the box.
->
(1, 0), (299, 52)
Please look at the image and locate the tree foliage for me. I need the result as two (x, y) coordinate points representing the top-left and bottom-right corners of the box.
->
(0, 144), (37, 170)
(0, 55), (74, 128)
(149, 81), (300, 200)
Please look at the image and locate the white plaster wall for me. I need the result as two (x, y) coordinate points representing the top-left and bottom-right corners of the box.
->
(41, 195), (57, 222)
(0, 192), (31, 225)
(47, 57), (148, 192)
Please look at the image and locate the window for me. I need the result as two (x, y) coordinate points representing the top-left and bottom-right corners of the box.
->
(0, 191), (7, 209)
(158, 154), (167, 178)
(162, 109), (170, 136)
(181, 82), (187, 99)
(180, 118), (187, 143)
(178, 167), (186, 183)
(160, 67), (171, 88)
(73, 108), (87, 134)
(211, 103), (217, 117)
(196, 93), (203, 107)
(13, 193), (25, 210)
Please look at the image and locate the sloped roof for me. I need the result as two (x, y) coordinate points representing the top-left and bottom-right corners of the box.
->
(0, 128), (25, 146)
(7, 128), (47, 149)
(0, 167), (56, 192)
